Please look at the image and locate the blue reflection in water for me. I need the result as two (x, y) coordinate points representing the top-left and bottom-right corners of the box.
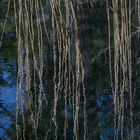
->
(0, 87), (16, 112)
(0, 58), (17, 140)
(96, 87), (114, 140)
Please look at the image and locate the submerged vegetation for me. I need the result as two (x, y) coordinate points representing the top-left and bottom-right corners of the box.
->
(0, 0), (140, 140)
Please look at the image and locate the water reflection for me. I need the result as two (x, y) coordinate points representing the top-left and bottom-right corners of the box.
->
(0, 49), (17, 139)
(96, 88), (114, 140)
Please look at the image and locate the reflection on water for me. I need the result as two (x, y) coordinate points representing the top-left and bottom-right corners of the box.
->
(0, 44), (139, 139)
(0, 2), (139, 139)
(0, 48), (17, 139)
(96, 88), (114, 140)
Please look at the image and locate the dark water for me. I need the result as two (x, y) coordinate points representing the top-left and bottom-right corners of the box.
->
(0, 2), (140, 140)
(0, 39), (115, 140)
